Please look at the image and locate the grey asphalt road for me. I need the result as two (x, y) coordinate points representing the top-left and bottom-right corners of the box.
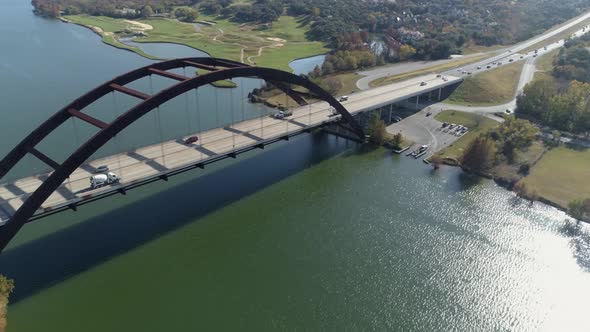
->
(386, 108), (465, 159)
(355, 54), (482, 90)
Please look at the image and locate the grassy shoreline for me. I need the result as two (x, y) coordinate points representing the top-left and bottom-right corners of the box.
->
(63, 14), (328, 72)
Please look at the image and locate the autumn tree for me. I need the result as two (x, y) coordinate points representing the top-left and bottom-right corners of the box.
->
(388, 132), (404, 149)
(367, 113), (387, 145)
(0, 275), (14, 332)
(398, 45), (416, 61)
(461, 135), (496, 173)
(489, 117), (538, 161)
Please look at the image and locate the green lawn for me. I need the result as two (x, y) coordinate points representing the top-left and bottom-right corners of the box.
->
(445, 61), (525, 106)
(65, 14), (328, 72)
(523, 146), (590, 208)
(66, 15), (129, 32)
(434, 110), (500, 160)
(533, 49), (558, 82)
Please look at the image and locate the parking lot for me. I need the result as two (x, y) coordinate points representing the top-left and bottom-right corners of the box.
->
(386, 107), (466, 159)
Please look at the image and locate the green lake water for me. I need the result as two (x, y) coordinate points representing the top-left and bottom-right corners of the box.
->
(1, 1), (590, 331)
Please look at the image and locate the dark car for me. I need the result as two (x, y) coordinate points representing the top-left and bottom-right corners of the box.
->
(185, 136), (199, 144)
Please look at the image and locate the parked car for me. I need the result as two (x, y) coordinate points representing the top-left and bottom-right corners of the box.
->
(505, 108), (513, 114)
(185, 136), (199, 144)
(426, 111), (432, 117)
(442, 122), (449, 128)
(393, 116), (402, 122)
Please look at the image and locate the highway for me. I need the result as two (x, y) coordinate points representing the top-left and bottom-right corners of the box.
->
(0, 74), (462, 223)
(357, 10), (590, 89)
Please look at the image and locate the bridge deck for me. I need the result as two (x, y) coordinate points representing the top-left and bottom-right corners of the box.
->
(0, 74), (461, 223)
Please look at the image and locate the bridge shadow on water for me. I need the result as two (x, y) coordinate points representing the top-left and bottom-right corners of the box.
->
(0, 133), (359, 303)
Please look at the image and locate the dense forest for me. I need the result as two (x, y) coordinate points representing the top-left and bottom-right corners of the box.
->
(32, 0), (590, 62)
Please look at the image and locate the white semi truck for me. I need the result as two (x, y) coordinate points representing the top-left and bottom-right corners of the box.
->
(89, 172), (120, 189)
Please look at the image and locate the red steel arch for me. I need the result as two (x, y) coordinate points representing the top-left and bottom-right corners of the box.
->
(0, 57), (364, 252)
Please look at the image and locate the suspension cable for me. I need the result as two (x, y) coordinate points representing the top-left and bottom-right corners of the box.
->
(183, 67), (192, 136)
(112, 91), (123, 180)
(230, 81), (236, 149)
(150, 76), (166, 168)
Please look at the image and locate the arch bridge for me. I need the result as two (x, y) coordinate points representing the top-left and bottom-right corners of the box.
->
(0, 57), (368, 252)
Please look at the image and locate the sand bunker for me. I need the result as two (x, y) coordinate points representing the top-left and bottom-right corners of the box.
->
(266, 37), (287, 43)
(124, 20), (154, 31)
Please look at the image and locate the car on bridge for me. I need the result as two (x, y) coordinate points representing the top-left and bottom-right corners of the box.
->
(420, 81), (427, 86)
(184, 136), (199, 144)
(272, 109), (293, 119)
(339, 95), (349, 102)
(95, 165), (109, 173)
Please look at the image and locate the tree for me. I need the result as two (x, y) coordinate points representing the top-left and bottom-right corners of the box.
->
(461, 135), (496, 173)
(398, 44), (416, 61)
(429, 154), (443, 169)
(367, 113), (387, 145)
(490, 117), (538, 161)
(389, 132), (404, 149)
(516, 79), (556, 118)
(142, 5), (154, 18)
(321, 61), (335, 75)
(0, 275), (14, 332)
(569, 199), (586, 220)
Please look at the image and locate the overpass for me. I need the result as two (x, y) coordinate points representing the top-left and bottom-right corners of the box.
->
(0, 57), (461, 251)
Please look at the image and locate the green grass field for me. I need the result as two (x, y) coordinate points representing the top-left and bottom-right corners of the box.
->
(533, 49), (558, 82)
(523, 146), (590, 208)
(445, 61), (525, 106)
(65, 14), (328, 72)
(434, 110), (500, 160)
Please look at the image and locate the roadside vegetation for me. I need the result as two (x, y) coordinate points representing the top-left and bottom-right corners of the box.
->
(532, 49), (559, 82)
(0, 275), (14, 332)
(446, 61), (525, 106)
